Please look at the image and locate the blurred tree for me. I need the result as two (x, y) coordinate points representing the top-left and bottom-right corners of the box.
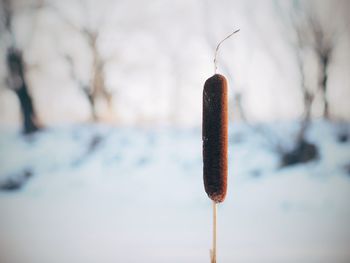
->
(281, 0), (348, 165)
(279, 0), (339, 120)
(274, 0), (322, 166)
(287, 7), (314, 142)
(0, 0), (41, 134)
(49, 1), (115, 122)
(309, 15), (334, 120)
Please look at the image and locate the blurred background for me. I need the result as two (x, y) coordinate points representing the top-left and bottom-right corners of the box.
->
(0, 0), (349, 262)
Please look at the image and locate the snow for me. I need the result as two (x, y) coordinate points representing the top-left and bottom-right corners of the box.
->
(0, 121), (350, 263)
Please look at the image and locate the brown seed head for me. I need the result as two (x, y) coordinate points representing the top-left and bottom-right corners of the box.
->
(202, 74), (228, 203)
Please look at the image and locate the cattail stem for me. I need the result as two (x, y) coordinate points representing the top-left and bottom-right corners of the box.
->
(211, 201), (217, 263)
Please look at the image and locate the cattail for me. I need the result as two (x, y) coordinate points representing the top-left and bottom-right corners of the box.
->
(203, 29), (239, 263)
(203, 74), (228, 203)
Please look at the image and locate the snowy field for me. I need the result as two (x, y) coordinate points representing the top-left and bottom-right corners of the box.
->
(0, 121), (350, 263)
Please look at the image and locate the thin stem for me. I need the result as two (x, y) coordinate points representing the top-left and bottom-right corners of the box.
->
(214, 29), (240, 74)
(211, 201), (217, 263)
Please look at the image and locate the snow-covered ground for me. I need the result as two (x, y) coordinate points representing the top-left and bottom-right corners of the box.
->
(0, 121), (349, 263)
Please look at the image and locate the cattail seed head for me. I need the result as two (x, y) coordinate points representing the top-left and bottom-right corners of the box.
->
(202, 74), (228, 203)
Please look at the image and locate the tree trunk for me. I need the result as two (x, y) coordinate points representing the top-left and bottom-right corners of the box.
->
(6, 48), (40, 134)
(89, 34), (113, 121)
(320, 54), (330, 119)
